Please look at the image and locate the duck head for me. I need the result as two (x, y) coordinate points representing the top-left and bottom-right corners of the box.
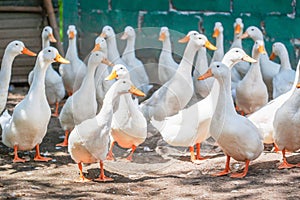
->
(88, 51), (113, 67)
(240, 26), (263, 41)
(212, 22), (223, 38)
(121, 26), (135, 40)
(42, 26), (57, 43)
(234, 18), (244, 35)
(39, 47), (69, 66)
(222, 48), (257, 68)
(100, 25), (115, 39)
(159, 26), (170, 42)
(198, 62), (229, 81)
(178, 31), (217, 50)
(67, 25), (77, 40)
(6, 40), (36, 57)
(105, 64), (130, 80)
(115, 79), (145, 97)
(269, 42), (285, 60)
(252, 40), (267, 58)
(92, 36), (107, 53)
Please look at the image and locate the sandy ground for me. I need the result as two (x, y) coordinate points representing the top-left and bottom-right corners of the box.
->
(0, 87), (300, 200)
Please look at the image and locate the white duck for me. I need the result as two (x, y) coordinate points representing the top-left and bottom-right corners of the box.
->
(121, 26), (151, 94)
(59, 25), (86, 96)
(240, 26), (280, 99)
(141, 31), (216, 121)
(151, 48), (256, 162)
(271, 42), (295, 98)
(91, 37), (115, 113)
(248, 60), (300, 146)
(105, 64), (147, 161)
(235, 40), (268, 115)
(210, 22), (224, 63)
(68, 79), (145, 182)
(58, 51), (111, 146)
(0, 41), (36, 114)
(230, 18), (250, 100)
(192, 43), (214, 101)
(1, 47), (69, 162)
(273, 75), (300, 169)
(199, 62), (263, 178)
(28, 26), (65, 117)
(158, 26), (179, 84)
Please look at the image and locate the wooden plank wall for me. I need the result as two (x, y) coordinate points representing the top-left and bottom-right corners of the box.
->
(0, 12), (44, 83)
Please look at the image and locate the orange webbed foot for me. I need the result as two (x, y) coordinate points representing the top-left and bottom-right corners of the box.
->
(106, 152), (115, 161)
(34, 155), (52, 162)
(94, 176), (114, 182)
(230, 171), (247, 178)
(13, 157), (26, 163)
(75, 176), (92, 183)
(56, 141), (68, 147)
(278, 161), (296, 169)
(51, 113), (59, 118)
(212, 169), (230, 177)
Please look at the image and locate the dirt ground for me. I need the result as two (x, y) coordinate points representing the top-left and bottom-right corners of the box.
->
(0, 87), (300, 200)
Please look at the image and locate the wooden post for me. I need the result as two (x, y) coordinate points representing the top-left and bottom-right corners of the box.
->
(43, 0), (64, 56)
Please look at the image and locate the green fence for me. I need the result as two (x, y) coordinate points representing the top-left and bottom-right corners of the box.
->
(63, 0), (300, 68)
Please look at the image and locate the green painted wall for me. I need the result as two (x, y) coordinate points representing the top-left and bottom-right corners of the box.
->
(62, 0), (300, 68)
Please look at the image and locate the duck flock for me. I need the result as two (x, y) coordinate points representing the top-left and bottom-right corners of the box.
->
(0, 17), (300, 182)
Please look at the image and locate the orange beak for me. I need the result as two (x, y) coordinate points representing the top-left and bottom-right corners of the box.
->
(212, 29), (220, 38)
(69, 31), (75, 39)
(235, 24), (241, 34)
(100, 32), (107, 38)
(178, 35), (190, 43)
(269, 52), (277, 60)
(54, 53), (70, 64)
(105, 69), (118, 80)
(120, 32), (128, 40)
(297, 82), (300, 88)
(21, 47), (37, 56)
(258, 45), (266, 54)
(205, 41), (217, 51)
(159, 32), (166, 41)
(101, 58), (114, 67)
(48, 33), (57, 43)
(92, 43), (101, 52)
(198, 68), (213, 80)
(129, 85), (146, 97)
(239, 32), (249, 39)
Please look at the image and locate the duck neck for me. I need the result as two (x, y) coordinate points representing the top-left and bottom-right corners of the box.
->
(0, 50), (18, 93)
(123, 37), (136, 60)
(231, 33), (242, 48)
(278, 48), (292, 70)
(66, 38), (78, 58)
(162, 36), (172, 54)
(178, 41), (198, 74)
(28, 57), (49, 96)
(212, 34), (224, 61)
(107, 36), (120, 62)
(80, 61), (97, 90)
(195, 46), (208, 74)
(42, 37), (50, 49)
(214, 74), (237, 119)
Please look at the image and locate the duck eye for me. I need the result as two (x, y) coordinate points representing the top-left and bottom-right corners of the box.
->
(45, 29), (48, 32)
(96, 53), (99, 56)
(15, 43), (18, 46)
(122, 81), (126, 84)
(235, 50), (239, 53)
(251, 28), (254, 31)
(48, 49), (51, 52)
(120, 67), (123, 69)
(216, 65), (220, 68)
(193, 33), (197, 35)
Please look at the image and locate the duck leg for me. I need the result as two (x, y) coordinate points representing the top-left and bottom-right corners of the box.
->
(106, 141), (115, 160)
(56, 130), (69, 147)
(34, 144), (52, 162)
(75, 163), (90, 182)
(278, 149), (296, 169)
(13, 145), (25, 163)
(126, 145), (136, 161)
(189, 146), (196, 162)
(52, 102), (60, 117)
(230, 160), (249, 178)
(212, 155), (231, 176)
(196, 143), (208, 160)
(94, 160), (113, 182)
